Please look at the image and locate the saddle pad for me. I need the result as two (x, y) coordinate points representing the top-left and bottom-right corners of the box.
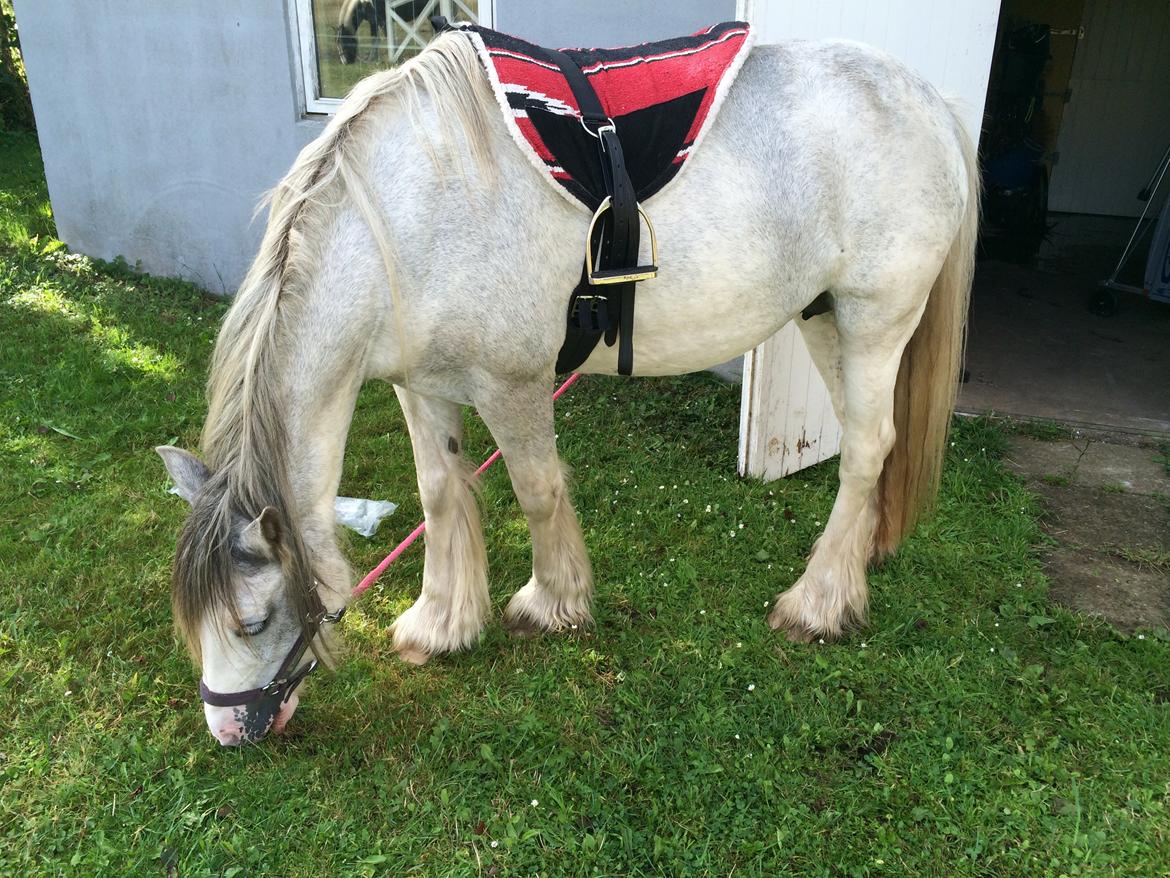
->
(455, 21), (754, 209)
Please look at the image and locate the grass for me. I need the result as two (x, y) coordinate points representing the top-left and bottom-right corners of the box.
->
(1004, 418), (1076, 443)
(2, 131), (1169, 878)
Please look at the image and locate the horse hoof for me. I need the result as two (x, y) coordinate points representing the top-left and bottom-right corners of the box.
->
(502, 613), (546, 638)
(394, 644), (431, 666)
(767, 589), (846, 644)
(501, 579), (593, 638)
(767, 607), (822, 643)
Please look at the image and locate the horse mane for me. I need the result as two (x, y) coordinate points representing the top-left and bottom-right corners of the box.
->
(172, 34), (495, 659)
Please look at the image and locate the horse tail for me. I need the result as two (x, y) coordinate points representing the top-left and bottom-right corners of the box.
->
(873, 103), (980, 559)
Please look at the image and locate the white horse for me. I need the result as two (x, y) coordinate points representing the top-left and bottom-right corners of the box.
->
(157, 31), (977, 745)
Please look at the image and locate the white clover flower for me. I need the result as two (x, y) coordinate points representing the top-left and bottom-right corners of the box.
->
(747, 684), (755, 692)
(531, 799), (539, 807)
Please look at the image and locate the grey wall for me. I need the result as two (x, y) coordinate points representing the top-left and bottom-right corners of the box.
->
(497, 0), (736, 48)
(16, 0), (325, 293)
(15, 0), (736, 293)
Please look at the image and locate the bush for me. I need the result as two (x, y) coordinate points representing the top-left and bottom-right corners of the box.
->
(0, 0), (34, 132)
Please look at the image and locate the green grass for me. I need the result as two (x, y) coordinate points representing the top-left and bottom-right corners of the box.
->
(2, 134), (1169, 878)
(1004, 418), (1076, 443)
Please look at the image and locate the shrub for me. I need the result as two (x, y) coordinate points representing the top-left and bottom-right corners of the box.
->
(0, 0), (35, 132)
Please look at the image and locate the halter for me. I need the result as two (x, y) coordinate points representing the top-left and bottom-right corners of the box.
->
(198, 586), (345, 740)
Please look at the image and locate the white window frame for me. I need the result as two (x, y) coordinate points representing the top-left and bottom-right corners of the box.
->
(291, 0), (496, 115)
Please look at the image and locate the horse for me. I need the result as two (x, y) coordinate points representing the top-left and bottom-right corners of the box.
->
(157, 29), (978, 746)
(336, 0), (387, 65)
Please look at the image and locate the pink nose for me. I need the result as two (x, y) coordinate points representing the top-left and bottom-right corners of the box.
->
(212, 726), (244, 746)
(204, 705), (247, 747)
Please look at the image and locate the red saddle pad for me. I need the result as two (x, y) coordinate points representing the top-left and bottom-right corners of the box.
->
(454, 21), (754, 209)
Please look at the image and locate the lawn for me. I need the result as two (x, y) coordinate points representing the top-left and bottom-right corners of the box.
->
(1, 129), (1168, 877)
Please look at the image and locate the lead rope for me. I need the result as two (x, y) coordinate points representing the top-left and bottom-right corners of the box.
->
(350, 372), (582, 599)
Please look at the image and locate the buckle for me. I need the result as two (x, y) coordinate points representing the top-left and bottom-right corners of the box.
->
(261, 678), (287, 696)
(584, 196), (659, 286)
(321, 607), (346, 624)
(580, 115), (615, 139)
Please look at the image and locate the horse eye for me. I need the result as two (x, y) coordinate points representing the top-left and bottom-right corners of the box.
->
(239, 618), (269, 637)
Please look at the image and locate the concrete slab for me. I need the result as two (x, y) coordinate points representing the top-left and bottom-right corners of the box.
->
(1006, 435), (1169, 633)
(1005, 437), (1170, 496)
(959, 214), (1170, 436)
(1029, 482), (1170, 555)
(1044, 546), (1170, 632)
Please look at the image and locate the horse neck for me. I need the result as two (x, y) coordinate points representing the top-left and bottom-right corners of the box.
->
(255, 293), (368, 602)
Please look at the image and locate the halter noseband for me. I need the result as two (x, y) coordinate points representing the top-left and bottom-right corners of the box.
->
(198, 586), (346, 730)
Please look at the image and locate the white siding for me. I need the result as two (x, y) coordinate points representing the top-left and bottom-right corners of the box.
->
(1048, 0), (1170, 217)
(737, 0), (999, 481)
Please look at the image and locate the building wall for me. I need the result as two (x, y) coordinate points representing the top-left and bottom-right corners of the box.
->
(498, 0), (734, 47)
(15, 0), (734, 293)
(15, 1), (323, 293)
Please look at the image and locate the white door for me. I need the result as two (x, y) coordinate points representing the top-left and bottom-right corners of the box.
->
(735, 0), (1000, 480)
(1047, 0), (1170, 217)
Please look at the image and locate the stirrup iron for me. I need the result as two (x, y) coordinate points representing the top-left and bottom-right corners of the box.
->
(584, 196), (659, 285)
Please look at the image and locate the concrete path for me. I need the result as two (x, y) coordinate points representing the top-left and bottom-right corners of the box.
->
(1005, 435), (1169, 631)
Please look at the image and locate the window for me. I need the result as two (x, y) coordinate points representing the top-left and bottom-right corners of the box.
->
(293, 0), (494, 114)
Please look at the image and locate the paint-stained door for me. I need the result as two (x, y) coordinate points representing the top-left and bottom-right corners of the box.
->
(736, 0), (1000, 480)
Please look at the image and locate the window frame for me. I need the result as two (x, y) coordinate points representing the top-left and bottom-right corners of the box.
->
(291, 0), (496, 115)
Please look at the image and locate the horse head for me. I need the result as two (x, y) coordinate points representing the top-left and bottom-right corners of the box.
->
(157, 446), (338, 746)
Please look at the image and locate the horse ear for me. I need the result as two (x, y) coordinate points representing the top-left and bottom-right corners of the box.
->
(239, 507), (283, 561)
(257, 506), (283, 546)
(241, 506), (283, 552)
(155, 446), (210, 505)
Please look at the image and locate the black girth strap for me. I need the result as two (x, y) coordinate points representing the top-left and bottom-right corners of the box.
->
(541, 48), (641, 376)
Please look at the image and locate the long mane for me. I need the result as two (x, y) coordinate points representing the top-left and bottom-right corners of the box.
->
(171, 34), (494, 657)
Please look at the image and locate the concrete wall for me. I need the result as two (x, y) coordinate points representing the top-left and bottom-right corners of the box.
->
(15, 1), (325, 294)
(15, 0), (735, 293)
(497, 0), (735, 48)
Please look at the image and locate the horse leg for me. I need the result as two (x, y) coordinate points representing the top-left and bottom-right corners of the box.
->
(390, 386), (489, 664)
(769, 296), (925, 642)
(475, 381), (593, 635)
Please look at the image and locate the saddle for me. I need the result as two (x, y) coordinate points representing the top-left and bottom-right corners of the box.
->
(437, 19), (754, 374)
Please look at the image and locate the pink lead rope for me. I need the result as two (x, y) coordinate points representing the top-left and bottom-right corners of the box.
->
(351, 372), (582, 599)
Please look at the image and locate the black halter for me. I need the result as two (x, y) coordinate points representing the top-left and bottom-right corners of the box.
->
(199, 594), (345, 740)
